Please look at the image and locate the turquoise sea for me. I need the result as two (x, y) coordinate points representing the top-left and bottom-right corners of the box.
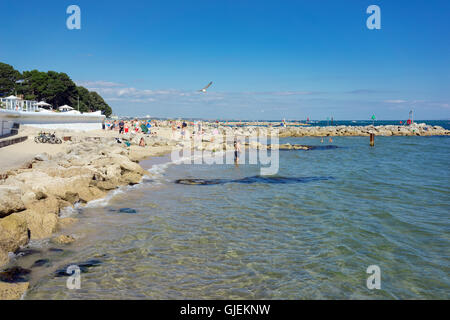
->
(17, 135), (450, 299)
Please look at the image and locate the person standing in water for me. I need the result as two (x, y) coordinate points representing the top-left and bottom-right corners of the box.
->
(234, 138), (241, 163)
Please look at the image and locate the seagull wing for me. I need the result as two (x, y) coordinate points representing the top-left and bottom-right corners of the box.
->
(198, 81), (213, 91)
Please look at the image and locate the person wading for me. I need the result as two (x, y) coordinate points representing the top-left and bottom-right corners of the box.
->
(234, 138), (241, 164)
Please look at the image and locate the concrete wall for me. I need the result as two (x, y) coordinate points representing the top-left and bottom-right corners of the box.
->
(0, 120), (14, 136)
(0, 109), (105, 131)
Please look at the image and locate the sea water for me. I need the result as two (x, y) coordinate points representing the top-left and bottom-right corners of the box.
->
(19, 136), (449, 299)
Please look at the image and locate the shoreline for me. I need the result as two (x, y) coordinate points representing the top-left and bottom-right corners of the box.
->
(0, 127), (176, 299)
(0, 122), (449, 299)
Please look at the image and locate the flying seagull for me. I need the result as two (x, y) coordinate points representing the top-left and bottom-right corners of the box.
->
(198, 81), (213, 93)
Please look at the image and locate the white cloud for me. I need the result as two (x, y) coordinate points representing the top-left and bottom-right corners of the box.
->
(76, 80), (125, 88)
(384, 99), (407, 104)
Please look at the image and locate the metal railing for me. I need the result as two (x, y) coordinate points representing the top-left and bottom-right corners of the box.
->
(0, 98), (39, 112)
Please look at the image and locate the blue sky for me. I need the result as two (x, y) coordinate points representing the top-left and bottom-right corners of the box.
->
(0, 0), (449, 120)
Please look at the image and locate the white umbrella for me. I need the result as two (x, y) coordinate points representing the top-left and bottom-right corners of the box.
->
(36, 101), (52, 106)
(58, 105), (74, 111)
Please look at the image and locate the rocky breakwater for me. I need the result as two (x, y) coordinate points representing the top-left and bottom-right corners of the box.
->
(0, 135), (174, 299)
(279, 123), (450, 137)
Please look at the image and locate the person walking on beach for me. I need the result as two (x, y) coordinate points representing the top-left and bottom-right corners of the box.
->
(119, 120), (125, 134)
(102, 119), (106, 130)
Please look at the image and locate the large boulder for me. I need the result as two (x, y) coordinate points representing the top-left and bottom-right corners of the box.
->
(0, 282), (29, 300)
(110, 154), (145, 175)
(120, 172), (143, 185)
(14, 196), (59, 239)
(0, 186), (25, 218)
(0, 250), (8, 267)
(0, 213), (29, 265)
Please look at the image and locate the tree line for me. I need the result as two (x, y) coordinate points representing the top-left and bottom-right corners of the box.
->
(0, 62), (112, 117)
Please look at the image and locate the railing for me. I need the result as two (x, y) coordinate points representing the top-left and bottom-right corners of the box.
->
(0, 98), (39, 112)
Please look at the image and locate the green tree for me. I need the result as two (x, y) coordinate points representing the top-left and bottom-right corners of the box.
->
(0, 62), (21, 96)
(1, 62), (113, 115)
(88, 91), (112, 117)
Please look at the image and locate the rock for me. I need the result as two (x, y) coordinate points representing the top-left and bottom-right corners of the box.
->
(0, 186), (25, 218)
(91, 179), (120, 191)
(118, 208), (138, 214)
(15, 197), (59, 240)
(113, 155), (145, 174)
(15, 248), (41, 258)
(0, 281), (29, 300)
(62, 192), (79, 204)
(21, 192), (37, 207)
(57, 217), (78, 230)
(105, 164), (122, 180)
(0, 266), (31, 283)
(0, 251), (8, 267)
(279, 143), (293, 150)
(31, 259), (50, 268)
(51, 235), (75, 245)
(0, 214), (29, 266)
(120, 172), (143, 185)
(55, 259), (102, 277)
(34, 153), (49, 161)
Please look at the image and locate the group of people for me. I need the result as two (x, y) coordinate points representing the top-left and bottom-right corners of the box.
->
(103, 119), (157, 135)
(170, 120), (206, 139)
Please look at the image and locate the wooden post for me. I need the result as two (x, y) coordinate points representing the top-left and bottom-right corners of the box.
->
(370, 133), (375, 146)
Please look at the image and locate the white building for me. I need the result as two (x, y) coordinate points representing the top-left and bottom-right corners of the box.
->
(0, 95), (38, 112)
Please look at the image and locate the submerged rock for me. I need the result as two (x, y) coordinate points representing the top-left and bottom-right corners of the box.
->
(57, 217), (78, 230)
(55, 259), (102, 277)
(176, 176), (334, 186)
(118, 208), (138, 214)
(0, 266), (31, 283)
(31, 259), (50, 268)
(51, 235), (75, 245)
(15, 248), (41, 257)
